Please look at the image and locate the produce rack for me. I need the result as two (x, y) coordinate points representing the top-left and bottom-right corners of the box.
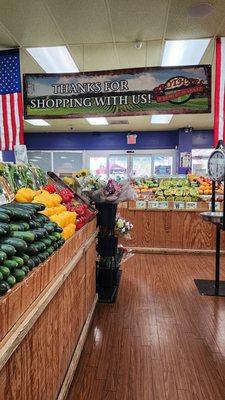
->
(195, 141), (225, 296)
(95, 202), (122, 303)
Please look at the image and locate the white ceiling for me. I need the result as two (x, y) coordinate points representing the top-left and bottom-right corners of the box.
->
(0, 0), (224, 133)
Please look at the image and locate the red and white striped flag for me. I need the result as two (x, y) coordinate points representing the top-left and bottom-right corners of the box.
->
(0, 49), (24, 150)
(214, 37), (225, 146)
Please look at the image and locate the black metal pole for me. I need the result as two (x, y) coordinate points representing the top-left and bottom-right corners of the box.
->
(212, 180), (216, 212)
(215, 225), (221, 293)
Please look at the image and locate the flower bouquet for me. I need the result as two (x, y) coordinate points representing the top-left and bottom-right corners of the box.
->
(115, 216), (133, 239)
(91, 179), (136, 203)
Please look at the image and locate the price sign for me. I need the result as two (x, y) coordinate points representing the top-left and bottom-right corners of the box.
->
(136, 201), (146, 210)
(157, 201), (169, 209)
(173, 202), (185, 210)
(148, 201), (158, 209)
(186, 202), (197, 210)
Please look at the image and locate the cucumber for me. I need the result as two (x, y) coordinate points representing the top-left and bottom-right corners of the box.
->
(26, 259), (35, 270)
(7, 275), (16, 288)
(0, 251), (7, 262)
(14, 202), (45, 211)
(48, 234), (57, 243)
(0, 227), (7, 236)
(0, 206), (32, 220)
(43, 223), (54, 234)
(21, 265), (29, 275)
(1, 238), (28, 252)
(3, 260), (18, 271)
(10, 221), (30, 231)
(29, 220), (41, 229)
(52, 232), (61, 240)
(40, 238), (52, 247)
(0, 266), (10, 279)
(11, 256), (24, 267)
(13, 268), (25, 282)
(0, 271), (3, 281)
(35, 214), (50, 224)
(0, 281), (10, 295)
(0, 223), (11, 234)
(20, 253), (30, 263)
(0, 212), (10, 223)
(31, 256), (41, 266)
(26, 244), (39, 255)
(0, 244), (16, 257)
(38, 253), (46, 262)
(46, 246), (54, 256)
(11, 231), (35, 243)
(58, 238), (65, 247)
(52, 242), (59, 250)
(30, 229), (48, 240)
(54, 225), (63, 233)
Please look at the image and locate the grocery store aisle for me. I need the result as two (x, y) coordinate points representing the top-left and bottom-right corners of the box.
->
(67, 254), (225, 400)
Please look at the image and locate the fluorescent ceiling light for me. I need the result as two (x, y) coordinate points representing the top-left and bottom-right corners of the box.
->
(161, 39), (210, 66)
(151, 115), (173, 124)
(86, 117), (108, 125)
(26, 46), (79, 73)
(25, 119), (50, 126)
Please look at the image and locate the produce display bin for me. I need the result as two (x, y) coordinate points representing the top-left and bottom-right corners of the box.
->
(0, 218), (98, 400)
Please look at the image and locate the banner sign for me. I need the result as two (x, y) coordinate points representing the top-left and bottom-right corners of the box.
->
(23, 65), (211, 119)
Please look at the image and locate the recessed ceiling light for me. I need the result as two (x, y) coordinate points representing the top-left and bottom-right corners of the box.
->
(25, 119), (50, 126)
(188, 2), (214, 18)
(86, 117), (108, 125)
(26, 46), (79, 73)
(151, 115), (173, 124)
(161, 38), (210, 66)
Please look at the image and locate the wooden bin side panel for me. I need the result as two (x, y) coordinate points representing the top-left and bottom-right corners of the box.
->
(119, 208), (225, 250)
(0, 220), (97, 342)
(85, 241), (97, 318)
(0, 254), (87, 400)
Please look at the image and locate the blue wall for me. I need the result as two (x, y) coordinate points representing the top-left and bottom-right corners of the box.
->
(24, 129), (214, 151)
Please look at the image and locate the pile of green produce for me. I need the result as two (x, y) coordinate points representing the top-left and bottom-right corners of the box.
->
(0, 163), (47, 193)
(0, 202), (65, 296)
(155, 179), (199, 202)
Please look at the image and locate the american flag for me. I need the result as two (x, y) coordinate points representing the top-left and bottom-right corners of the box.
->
(214, 37), (225, 145)
(0, 49), (24, 150)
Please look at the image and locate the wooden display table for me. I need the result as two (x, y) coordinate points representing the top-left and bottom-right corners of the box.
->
(0, 218), (97, 400)
(119, 204), (225, 254)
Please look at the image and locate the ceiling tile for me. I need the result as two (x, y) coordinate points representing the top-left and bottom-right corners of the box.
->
(70, 43), (118, 72)
(108, 0), (168, 42)
(146, 41), (163, 66)
(116, 42), (147, 69)
(166, 0), (225, 39)
(0, 0), (63, 46)
(46, 0), (112, 44)
(0, 24), (17, 47)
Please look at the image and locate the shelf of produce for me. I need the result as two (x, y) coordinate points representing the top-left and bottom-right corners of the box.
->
(0, 217), (97, 400)
(119, 207), (225, 253)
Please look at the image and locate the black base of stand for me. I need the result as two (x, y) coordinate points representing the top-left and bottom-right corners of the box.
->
(97, 270), (122, 303)
(194, 279), (225, 296)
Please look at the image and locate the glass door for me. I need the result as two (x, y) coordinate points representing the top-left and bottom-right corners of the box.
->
(132, 155), (152, 177)
(108, 155), (128, 180)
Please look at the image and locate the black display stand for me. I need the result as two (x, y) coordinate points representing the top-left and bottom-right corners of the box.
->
(95, 202), (122, 303)
(195, 140), (225, 296)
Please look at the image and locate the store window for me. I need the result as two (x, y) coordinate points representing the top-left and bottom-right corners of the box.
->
(27, 151), (52, 172)
(132, 156), (152, 177)
(90, 156), (107, 180)
(153, 155), (173, 176)
(109, 155), (128, 180)
(53, 152), (83, 174)
(192, 149), (213, 175)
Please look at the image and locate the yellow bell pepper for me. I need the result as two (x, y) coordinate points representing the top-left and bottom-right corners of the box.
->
(16, 188), (36, 202)
(62, 223), (76, 240)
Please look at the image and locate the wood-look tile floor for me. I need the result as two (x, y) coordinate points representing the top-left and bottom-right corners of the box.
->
(67, 254), (225, 400)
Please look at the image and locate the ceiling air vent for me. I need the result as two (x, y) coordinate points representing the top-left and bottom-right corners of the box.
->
(108, 119), (129, 125)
